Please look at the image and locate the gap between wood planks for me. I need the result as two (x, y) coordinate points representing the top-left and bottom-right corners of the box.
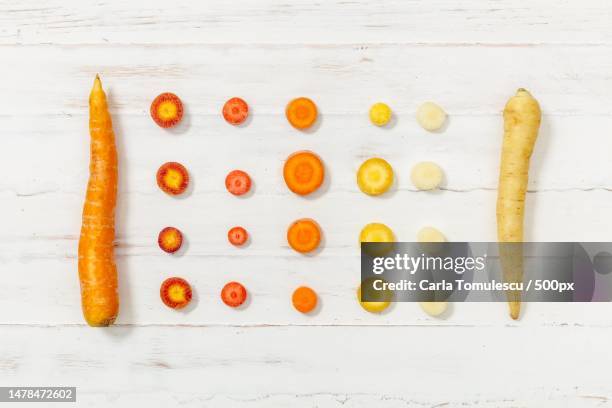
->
(3, 42), (612, 48)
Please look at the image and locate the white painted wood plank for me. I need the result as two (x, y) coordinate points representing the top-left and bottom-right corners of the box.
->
(2, 0), (612, 45)
(0, 325), (610, 407)
(2, 113), (610, 195)
(3, 235), (612, 326)
(1, 44), (612, 116)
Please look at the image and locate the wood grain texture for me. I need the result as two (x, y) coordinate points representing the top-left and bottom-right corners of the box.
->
(2, 0), (612, 45)
(2, 44), (612, 115)
(1, 325), (611, 407)
(3, 1), (612, 406)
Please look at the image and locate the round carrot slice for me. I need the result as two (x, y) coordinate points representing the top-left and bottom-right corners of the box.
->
(287, 218), (321, 253)
(222, 97), (249, 125)
(150, 93), (184, 128)
(225, 170), (251, 196)
(356, 158), (394, 196)
(221, 281), (247, 307)
(158, 226), (183, 253)
(157, 162), (189, 195)
(292, 286), (318, 314)
(283, 151), (325, 195)
(160, 277), (192, 309)
(286, 97), (318, 130)
(228, 226), (248, 246)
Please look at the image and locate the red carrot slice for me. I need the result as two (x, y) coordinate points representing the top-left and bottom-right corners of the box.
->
(160, 277), (192, 309)
(150, 93), (184, 128)
(225, 170), (251, 196)
(221, 281), (247, 307)
(158, 227), (183, 253)
(228, 226), (249, 246)
(157, 162), (189, 195)
(222, 97), (249, 125)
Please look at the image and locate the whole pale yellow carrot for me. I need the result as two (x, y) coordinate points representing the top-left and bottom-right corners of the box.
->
(78, 75), (119, 326)
(496, 88), (541, 320)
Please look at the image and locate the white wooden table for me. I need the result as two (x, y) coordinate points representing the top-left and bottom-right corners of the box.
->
(2, 1), (612, 406)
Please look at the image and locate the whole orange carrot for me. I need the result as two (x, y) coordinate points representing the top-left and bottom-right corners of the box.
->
(78, 75), (119, 326)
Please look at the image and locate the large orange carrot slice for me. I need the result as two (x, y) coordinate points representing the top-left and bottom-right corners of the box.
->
(78, 75), (119, 327)
(283, 151), (324, 195)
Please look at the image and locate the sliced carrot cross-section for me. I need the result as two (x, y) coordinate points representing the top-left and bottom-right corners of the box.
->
(160, 277), (192, 309)
(283, 151), (324, 195)
(286, 97), (318, 130)
(158, 226), (183, 253)
(222, 97), (249, 125)
(228, 226), (249, 246)
(287, 218), (321, 253)
(221, 281), (247, 308)
(225, 170), (252, 196)
(150, 93), (184, 128)
(157, 162), (189, 195)
(292, 286), (318, 314)
(356, 157), (394, 196)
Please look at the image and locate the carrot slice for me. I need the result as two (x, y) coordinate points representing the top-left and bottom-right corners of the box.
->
(287, 218), (321, 253)
(357, 281), (391, 313)
(157, 162), (189, 195)
(228, 226), (248, 246)
(357, 158), (394, 196)
(222, 97), (249, 125)
(158, 227), (183, 253)
(221, 281), (247, 307)
(286, 97), (318, 130)
(150, 93), (184, 128)
(160, 277), (192, 309)
(292, 286), (318, 313)
(225, 170), (251, 196)
(283, 151), (325, 195)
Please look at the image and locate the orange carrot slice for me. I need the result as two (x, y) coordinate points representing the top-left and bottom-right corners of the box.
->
(157, 162), (189, 195)
(150, 93), (184, 128)
(222, 97), (249, 125)
(283, 151), (324, 195)
(287, 218), (321, 253)
(225, 170), (251, 196)
(160, 277), (192, 309)
(158, 227), (183, 253)
(286, 97), (318, 130)
(221, 281), (247, 307)
(292, 286), (318, 313)
(228, 226), (248, 246)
